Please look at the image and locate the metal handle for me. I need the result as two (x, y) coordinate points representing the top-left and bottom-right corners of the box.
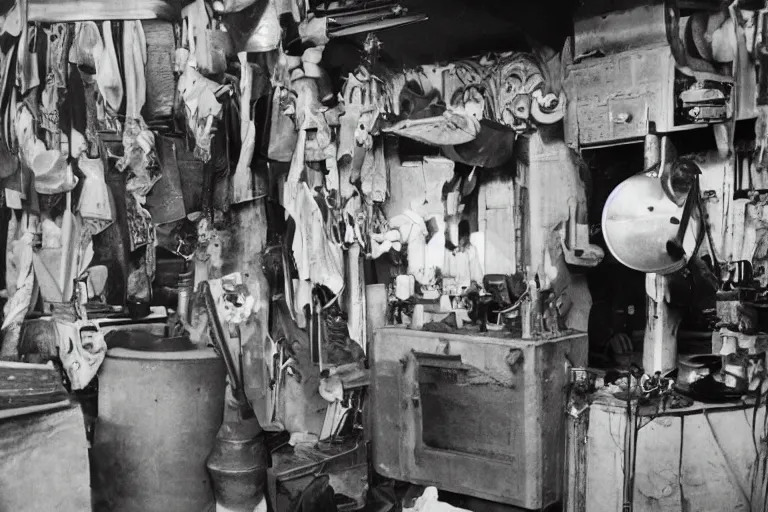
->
(506, 348), (524, 369)
(410, 384), (420, 408)
(200, 281), (244, 399)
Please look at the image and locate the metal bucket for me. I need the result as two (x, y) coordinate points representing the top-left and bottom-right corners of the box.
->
(92, 347), (226, 512)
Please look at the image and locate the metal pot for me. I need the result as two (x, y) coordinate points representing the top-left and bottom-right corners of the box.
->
(676, 354), (721, 392)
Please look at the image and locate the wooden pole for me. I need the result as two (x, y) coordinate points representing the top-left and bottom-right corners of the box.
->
(643, 135), (681, 373)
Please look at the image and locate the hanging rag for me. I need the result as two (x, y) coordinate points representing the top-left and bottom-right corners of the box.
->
(97, 21), (124, 116)
(39, 74), (61, 149)
(16, 22), (40, 96)
(281, 129), (344, 294)
(1, 214), (34, 360)
(76, 154), (113, 235)
(221, 0), (280, 53)
(141, 21), (176, 126)
(15, 102), (78, 195)
(119, 18), (161, 244)
(145, 134), (188, 224)
(359, 137), (387, 203)
(122, 20), (148, 121)
(232, 52), (258, 204)
(69, 21), (104, 155)
(0, 0), (21, 38)
(177, 65), (226, 163)
(31, 152), (78, 195)
(118, 18), (159, 290)
(181, 0), (229, 76)
(337, 72), (367, 166)
(13, 0), (34, 96)
(266, 85), (298, 162)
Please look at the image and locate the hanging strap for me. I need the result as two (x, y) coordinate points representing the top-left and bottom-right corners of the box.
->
(667, 176), (703, 263)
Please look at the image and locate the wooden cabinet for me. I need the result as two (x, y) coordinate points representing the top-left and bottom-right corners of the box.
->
(565, 45), (676, 147)
(370, 327), (588, 509)
(565, 41), (758, 149)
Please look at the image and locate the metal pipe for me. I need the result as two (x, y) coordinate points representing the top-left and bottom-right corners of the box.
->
(199, 281), (244, 399)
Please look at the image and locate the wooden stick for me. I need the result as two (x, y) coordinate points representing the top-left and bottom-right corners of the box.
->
(346, 242), (364, 347)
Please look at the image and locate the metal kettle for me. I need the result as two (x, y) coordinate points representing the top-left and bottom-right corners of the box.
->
(200, 281), (268, 510)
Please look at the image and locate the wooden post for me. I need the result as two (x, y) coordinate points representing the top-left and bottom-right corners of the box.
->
(223, 197), (272, 427)
(643, 273), (681, 373)
(564, 411), (589, 512)
(642, 135), (681, 373)
(346, 242), (365, 351)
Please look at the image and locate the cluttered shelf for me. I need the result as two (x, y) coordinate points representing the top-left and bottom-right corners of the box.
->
(588, 387), (763, 417)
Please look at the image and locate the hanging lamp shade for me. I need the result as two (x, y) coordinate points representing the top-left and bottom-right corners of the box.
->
(601, 164), (701, 274)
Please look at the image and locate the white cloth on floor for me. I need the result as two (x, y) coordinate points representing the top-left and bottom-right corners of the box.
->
(404, 487), (471, 512)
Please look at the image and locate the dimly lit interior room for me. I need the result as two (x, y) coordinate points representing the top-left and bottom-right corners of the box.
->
(1, 0), (768, 510)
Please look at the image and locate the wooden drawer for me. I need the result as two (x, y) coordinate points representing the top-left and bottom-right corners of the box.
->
(576, 94), (653, 145)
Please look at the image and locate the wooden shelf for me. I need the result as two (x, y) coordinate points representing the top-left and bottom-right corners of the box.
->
(662, 123), (709, 134)
(28, 0), (182, 22)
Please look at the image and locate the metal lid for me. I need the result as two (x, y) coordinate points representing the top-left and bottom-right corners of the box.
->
(601, 171), (699, 274)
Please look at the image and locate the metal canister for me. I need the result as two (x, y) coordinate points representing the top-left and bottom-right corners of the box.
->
(176, 270), (194, 322)
(200, 281), (268, 509)
(205, 413), (268, 508)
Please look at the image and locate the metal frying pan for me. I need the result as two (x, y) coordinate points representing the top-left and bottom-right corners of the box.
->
(602, 163), (702, 274)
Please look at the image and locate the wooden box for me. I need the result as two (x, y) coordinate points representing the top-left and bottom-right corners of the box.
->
(370, 327), (588, 509)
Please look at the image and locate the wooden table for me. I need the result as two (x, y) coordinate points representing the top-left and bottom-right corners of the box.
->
(565, 390), (768, 512)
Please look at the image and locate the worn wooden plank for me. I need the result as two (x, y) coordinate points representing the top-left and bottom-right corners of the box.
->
(523, 129), (592, 332)
(583, 400), (768, 512)
(680, 412), (751, 511)
(633, 416), (683, 511)
(478, 173), (516, 275)
(563, 411), (589, 512)
(585, 403), (626, 512)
